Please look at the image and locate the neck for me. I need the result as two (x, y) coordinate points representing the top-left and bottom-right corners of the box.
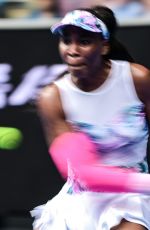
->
(71, 60), (111, 92)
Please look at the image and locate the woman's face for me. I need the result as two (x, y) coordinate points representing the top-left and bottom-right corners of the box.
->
(59, 26), (107, 78)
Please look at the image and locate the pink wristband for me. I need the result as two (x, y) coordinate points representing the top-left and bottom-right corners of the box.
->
(49, 132), (98, 179)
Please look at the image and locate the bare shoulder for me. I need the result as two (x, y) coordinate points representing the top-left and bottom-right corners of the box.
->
(37, 83), (59, 106)
(131, 63), (149, 78)
(36, 83), (62, 112)
(35, 83), (66, 130)
(130, 63), (150, 79)
(36, 83), (67, 144)
(130, 63), (150, 103)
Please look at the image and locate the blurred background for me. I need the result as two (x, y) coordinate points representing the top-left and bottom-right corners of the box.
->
(0, 0), (150, 20)
(0, 1), (150, 229)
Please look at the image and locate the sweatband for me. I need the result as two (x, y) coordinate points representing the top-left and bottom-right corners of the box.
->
(49, 132), (98, 179)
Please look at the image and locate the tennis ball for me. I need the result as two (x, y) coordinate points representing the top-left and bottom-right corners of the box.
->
(0, 127), (23, 150)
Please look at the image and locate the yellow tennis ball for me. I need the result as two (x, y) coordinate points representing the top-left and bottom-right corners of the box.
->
(0, 127), (23, 150)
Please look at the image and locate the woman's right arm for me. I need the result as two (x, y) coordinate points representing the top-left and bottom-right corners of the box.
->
(36, 83), (73, 146)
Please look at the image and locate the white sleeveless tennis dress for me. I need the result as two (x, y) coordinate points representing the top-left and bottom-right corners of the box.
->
(31, 60), (150, 229)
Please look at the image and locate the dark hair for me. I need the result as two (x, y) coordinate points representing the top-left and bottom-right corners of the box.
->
(78, 6), (134, 62)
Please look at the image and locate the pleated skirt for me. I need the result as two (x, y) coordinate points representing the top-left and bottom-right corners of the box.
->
(31, 179), (150, 230)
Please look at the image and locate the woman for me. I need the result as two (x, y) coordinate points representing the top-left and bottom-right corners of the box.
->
(31, 6), (150, 230)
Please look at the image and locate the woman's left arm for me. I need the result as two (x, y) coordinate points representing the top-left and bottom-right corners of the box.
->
(131, 63), (150, 120)
(131, 63), (150, 164)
